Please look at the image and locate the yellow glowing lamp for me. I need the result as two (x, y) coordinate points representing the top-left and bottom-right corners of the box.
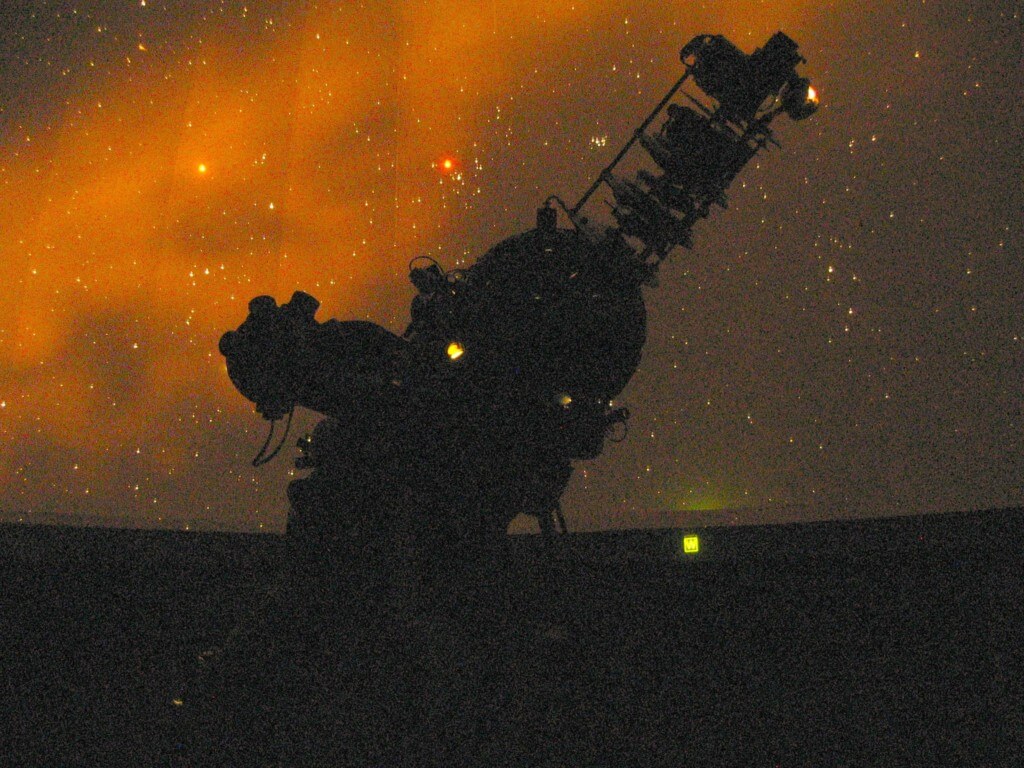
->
(682, 534), (700, 554)
(446, 341), (465, 361)
(785, 79), (819, 120)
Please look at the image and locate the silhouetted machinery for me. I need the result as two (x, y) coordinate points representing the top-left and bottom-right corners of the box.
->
(219, 32), (817, 556)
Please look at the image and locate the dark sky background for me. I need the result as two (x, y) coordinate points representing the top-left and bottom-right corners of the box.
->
(0, 1), (1020, 532)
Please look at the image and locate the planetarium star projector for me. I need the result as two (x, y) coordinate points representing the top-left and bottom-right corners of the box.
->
(218, 32), (818, 552)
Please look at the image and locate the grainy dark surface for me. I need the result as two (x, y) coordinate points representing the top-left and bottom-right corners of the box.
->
(3, 510), (1021, 767)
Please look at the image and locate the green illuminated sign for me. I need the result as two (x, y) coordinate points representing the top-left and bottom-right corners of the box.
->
(683, 534), (699, 554)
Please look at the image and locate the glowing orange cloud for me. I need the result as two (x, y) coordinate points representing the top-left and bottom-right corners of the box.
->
(0, 0), (828, 530)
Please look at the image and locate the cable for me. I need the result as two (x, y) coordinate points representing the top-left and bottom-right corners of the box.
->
(251, 407), (295, 466)
(250, 419), (276, 465)
(408, 254), (443, 273)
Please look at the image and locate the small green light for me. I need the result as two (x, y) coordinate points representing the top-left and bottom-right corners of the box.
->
(683, 534), (699, 554)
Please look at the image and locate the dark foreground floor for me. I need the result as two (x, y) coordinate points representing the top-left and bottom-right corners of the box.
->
(2, 509), (1022, 767)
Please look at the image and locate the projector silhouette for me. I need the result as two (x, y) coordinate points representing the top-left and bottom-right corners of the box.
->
(219, 32), (817, 554)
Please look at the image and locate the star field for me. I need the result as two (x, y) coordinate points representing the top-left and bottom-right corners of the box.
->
(0, 1), (1020, 531)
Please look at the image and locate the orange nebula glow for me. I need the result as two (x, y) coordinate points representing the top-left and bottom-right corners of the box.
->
(4, 0), (1017, 533)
